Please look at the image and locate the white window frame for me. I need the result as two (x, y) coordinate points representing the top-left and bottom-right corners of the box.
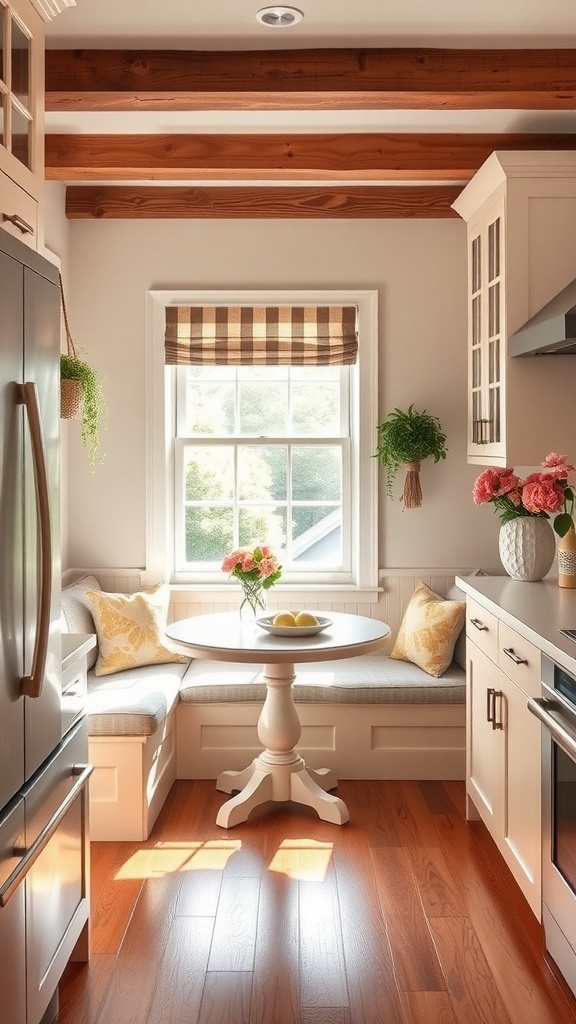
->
(146, 289), (379, 595)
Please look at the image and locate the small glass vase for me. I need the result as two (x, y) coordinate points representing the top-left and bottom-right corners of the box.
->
(239, 580), (267, 622)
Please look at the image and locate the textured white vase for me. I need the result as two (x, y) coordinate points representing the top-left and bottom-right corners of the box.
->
(498, 518), (556, 582)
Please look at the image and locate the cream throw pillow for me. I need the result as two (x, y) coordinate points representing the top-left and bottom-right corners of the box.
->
(391, 581), (466, 678)
(83, 583), (188, 677)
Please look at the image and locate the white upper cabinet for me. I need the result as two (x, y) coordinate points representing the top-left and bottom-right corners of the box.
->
(0, 0), (44, 247)
(453, 151), (576, 467)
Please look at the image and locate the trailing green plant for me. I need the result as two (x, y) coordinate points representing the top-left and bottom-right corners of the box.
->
(374, 404), (448, 508)
(60, 352), (108, 470)
(58, 271), (108, 471)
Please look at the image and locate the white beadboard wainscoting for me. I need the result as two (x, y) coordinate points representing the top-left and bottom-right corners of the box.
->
(66, 567), (473, 649)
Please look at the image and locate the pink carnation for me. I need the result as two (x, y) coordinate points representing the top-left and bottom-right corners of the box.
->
(241, 555), (257, 572)
(542, 453), (573, 469)
(522, 475), (564, 515)
(472, 468), (520, 505)
(221, 550), (244, 572)
(258, 557), (278, 579)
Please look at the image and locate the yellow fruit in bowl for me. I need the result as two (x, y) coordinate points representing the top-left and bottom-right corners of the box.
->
(294, 611), (319, 626)
(272, 611), (297, 627)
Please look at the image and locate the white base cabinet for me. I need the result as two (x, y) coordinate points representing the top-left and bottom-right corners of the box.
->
(466, 597), (542, 918)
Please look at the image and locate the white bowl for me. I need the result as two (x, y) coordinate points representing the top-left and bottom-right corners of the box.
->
(256, 614), (333, 637)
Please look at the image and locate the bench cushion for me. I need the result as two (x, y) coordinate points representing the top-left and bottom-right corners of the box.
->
(178, 654), (465, 705)
(87, 662), (189, 736)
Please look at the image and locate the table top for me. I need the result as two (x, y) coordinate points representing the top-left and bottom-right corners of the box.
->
(165, 611), (390, 664)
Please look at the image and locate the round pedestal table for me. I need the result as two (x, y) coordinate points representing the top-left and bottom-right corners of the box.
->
(165, 611), (390, 828)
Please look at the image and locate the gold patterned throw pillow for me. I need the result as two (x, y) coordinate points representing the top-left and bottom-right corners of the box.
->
(83, 584), (188, 677)
(391, 581), (466, 678)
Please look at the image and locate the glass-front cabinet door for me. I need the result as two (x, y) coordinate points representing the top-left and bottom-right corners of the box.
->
(467, 197), (506, 463)
(0, 0), (42, 197)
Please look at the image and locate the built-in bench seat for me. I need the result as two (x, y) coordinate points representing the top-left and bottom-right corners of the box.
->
(63, 571), (468, 840)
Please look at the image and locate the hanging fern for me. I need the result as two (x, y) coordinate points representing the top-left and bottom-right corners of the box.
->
(374, 404), (448, 505)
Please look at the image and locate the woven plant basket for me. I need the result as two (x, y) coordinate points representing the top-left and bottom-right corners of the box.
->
(60, 377), (82, 420)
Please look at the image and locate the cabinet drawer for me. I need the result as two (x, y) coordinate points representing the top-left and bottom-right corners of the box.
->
(0, 172), (38, 250)
(498, 620), (541, 698)
(466, 597), (499, 663)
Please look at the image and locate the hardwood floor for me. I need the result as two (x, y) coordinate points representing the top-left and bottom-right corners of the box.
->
(58, 780), (576, 1024)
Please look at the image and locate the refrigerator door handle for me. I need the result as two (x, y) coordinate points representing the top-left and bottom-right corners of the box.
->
(0, 764), (92, 908)
(17, 381), (52, 699)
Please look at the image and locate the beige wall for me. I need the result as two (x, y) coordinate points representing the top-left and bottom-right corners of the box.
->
(55, 214), (501, 573)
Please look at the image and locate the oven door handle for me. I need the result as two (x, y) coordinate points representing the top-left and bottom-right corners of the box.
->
(527, 697), (576, 761)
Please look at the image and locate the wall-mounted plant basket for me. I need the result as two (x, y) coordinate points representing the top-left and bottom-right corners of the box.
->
(374, 404), (448, 509)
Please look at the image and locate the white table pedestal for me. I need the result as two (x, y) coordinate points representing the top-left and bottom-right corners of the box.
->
(216, 661), (349, 828)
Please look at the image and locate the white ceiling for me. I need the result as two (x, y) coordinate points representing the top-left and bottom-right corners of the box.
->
(45, 0), (576, 49)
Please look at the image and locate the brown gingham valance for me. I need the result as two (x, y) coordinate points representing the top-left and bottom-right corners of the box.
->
(164, 305), (358, 366)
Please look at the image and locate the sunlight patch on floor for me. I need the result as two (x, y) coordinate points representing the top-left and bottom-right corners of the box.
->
(268, 838), (334, 881)
(114, 839), (242, 879)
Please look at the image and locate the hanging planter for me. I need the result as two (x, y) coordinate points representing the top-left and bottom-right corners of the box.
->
(59, 273), (108, 470)
(374, 404), (448, 509)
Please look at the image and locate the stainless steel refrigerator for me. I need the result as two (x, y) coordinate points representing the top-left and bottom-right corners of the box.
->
(0, 231), (90, 1024)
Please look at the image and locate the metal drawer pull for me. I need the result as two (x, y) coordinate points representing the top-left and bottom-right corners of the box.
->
(470, 618), (488, 631)
(486, 687), (503, 729)
(503, 647), (528, 666)
(2, 212), (34, 235)
(0, 763), (92, 908)
(528, 698), (576, 761)
(486, 687), (495, 723)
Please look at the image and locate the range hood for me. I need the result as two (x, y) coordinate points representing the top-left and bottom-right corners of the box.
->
(509, 278), (576, 356)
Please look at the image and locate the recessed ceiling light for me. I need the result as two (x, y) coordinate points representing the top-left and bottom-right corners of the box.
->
(255, 6), (304, 28)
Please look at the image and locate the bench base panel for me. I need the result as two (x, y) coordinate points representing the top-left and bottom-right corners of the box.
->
(88, 708), (177, 841)
(175, 702), (466, 781)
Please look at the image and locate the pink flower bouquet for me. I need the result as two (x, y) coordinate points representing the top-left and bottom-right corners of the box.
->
(222, 545), (283, 618)
(473, 453), (574, 537)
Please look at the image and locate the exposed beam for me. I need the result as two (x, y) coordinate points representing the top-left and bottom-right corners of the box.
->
(45, 132), (576, 182)
(64, 185), (463, 219)
(45, 48), (576, 112)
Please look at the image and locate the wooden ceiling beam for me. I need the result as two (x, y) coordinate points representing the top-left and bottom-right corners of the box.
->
(45, 48), (576, 111)
(64, 184), (463, 219)
(45, 132), (576, 181)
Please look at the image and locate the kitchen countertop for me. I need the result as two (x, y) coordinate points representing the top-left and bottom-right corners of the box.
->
(456, 575), (576, 676)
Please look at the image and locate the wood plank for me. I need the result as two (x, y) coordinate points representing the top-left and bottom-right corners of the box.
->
(408, 845), (469, 918)
(145, 917), (214, 1024)
(198, 972), (252, 1024)
(44, 48), (576, 111)
(44, 132), (576, 182)
(64, 184), (463, 220)
(88, 841), (144, 955)
(299, 865), (349, 1009)
(249, 870), (299, 1024)
(92, 874), (183, 1024)
(207, 876), (260, 972)
(401, 991), (459, 1024)
(333, 824), (405, 1024)
(56, 955), (116, 1024)
(371, 845), (447, 992)
(299, 1010), (351, 1024)
(429, 916), (513, 1024)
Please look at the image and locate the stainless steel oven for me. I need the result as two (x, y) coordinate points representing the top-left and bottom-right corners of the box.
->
(528, 655), (576, 996)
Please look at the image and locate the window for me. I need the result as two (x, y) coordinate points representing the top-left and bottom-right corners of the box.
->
(146, 290), (379, 593)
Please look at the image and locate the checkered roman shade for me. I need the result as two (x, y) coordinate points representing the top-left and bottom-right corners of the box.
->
(164, 305), (358, 365)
